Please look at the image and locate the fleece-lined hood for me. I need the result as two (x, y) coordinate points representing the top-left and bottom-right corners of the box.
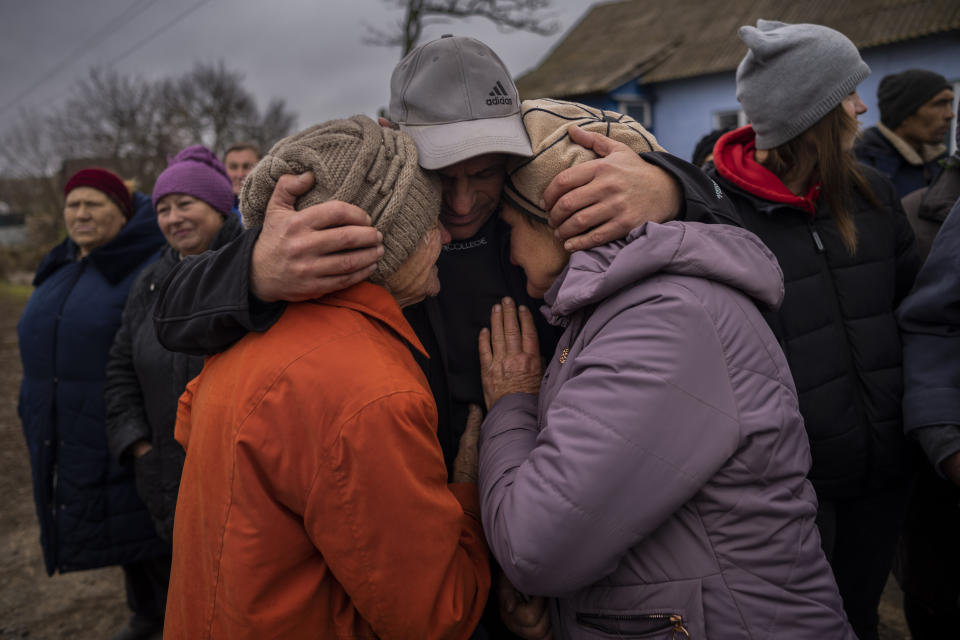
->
(545, 220), (784, 322)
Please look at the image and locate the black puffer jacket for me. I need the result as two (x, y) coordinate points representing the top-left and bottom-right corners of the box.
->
(18, 191), (167, 574)
(710, 127), (920, 499)
(104, 214), (243, 541)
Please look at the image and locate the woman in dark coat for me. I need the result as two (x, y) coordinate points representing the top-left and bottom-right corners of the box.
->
(103, 145), (242, 629)
(706, 21), (920, 640)
(17, 168), (168, 639)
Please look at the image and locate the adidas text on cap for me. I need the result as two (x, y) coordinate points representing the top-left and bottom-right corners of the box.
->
(389, 35), (534, 170)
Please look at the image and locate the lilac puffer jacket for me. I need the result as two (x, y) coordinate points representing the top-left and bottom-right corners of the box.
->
(478, 221), (853, 639)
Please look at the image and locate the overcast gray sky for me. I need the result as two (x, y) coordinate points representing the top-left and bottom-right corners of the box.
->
(0, 0), (593, 139)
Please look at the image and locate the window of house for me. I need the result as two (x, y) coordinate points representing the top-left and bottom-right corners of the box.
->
(616, 99), (652, 129)
(713, 109), (748, 131)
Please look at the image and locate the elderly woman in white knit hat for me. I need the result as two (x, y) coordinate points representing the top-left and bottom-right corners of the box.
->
(475, 98), (853, 639)
(164, 116), (489, 639)
(700, 21), (920, 640)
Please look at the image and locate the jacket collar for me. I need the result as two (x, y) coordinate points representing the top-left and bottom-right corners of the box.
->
(314, 282), (429, 358)
(877, 122), (947, 165)
(713, 125), (820, 215)
(158, 210), (245, 265)
(33, 191), (164, 286)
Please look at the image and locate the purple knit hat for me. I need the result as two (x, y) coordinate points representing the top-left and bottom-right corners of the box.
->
(152, 145), (235, 216)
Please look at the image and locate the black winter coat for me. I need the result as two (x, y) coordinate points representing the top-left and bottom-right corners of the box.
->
(104, 214), (243, 541)
(709, 164), (920, 499)
(17, 192), (168, 574)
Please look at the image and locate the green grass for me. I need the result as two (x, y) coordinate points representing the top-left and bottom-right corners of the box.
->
(0, 281), (33, 302)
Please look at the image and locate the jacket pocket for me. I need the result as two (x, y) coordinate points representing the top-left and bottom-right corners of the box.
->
(566, 578), (705, 639)
(576, 612), (689, 638)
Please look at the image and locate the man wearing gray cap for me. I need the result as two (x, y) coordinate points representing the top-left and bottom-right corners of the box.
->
(153, 33), (737, 639)
(855, 69), (955, 197)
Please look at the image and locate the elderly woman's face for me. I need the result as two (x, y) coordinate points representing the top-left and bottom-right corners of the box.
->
(156, 193), (225, 257)
(63, 186), (126, 258)
(385, 220), (451, 308)
(501, 203), (568, 300)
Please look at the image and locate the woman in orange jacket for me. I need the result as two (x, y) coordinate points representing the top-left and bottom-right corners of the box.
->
(164, 116), (490, 639)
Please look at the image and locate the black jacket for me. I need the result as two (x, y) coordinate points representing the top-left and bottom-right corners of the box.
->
(708, 162), (920, 499)
(17, 192), (167, 574)
(105, 214), (243, 541)
(152, 152), (740, 469)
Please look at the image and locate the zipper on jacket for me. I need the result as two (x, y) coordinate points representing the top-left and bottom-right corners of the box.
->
(575, 612), (690, 638)
(809, 223), (825, 253)
(806, 208), (879, 488)
(49, 258), (87, 570)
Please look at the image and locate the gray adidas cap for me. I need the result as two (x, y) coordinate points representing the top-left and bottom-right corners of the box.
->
(389, 34), (534, 170)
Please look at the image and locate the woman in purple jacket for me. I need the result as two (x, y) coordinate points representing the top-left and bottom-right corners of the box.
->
(476, 99), (853, 638)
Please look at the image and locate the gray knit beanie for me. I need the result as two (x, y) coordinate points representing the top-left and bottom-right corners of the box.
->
(736, 20), (871, 150)
(240, 115), (440, 283)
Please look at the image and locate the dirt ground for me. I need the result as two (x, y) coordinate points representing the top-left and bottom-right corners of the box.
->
(0, 290), (129, 639)
(0, 287), (913, 639)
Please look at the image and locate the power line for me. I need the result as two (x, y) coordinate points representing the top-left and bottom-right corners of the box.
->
(2, 0), (215, 118)
(0, 0), (161, 116)
(104, 0), (214, 67)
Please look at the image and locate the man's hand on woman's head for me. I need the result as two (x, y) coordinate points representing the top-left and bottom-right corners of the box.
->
(542, 125), (681, 252)
(479, 297), (543, 410)
(250, 172), (384, 302)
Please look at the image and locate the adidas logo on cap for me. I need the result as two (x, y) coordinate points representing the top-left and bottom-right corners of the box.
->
(486, 80), (513, 106)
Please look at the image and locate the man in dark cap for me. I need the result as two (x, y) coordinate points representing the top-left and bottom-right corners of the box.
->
(855, 69), (955, 197)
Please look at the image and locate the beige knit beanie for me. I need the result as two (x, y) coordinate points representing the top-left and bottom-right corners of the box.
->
(240, 115), (440, 282)
(504, 99), (664, 221)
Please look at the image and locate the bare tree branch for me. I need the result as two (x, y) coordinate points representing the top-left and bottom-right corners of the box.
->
(368, 0), (559, 56)
(0, 62), (298, 263)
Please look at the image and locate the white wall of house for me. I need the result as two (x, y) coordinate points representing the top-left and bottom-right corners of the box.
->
(649, 71), (739, 161)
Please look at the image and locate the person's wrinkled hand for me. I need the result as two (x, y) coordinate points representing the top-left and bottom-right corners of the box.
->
(541, 124), (681, 252)
(250, 172), (384, 302)
(498, 571), (552, 639)
(479, 297), (542, 410)
(452, 404), (482, 484)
